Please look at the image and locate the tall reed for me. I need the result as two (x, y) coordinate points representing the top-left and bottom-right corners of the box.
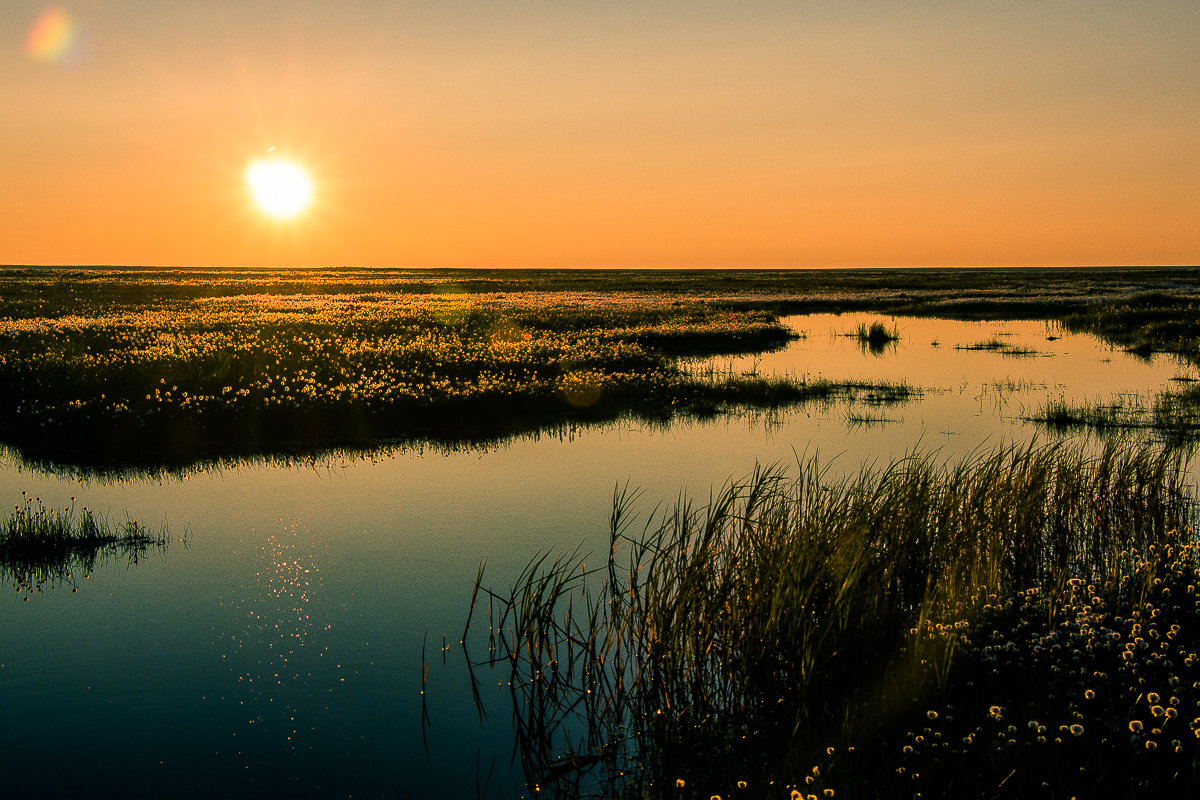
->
(466, 438), (1196, 796)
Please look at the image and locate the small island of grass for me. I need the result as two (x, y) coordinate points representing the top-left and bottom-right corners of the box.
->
(2, 493), (169, 597)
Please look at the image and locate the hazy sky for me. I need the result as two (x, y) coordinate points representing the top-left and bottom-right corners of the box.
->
(3, 1), (1198, 268)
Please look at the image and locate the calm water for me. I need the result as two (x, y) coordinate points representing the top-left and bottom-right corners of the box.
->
(1, 314), (1194, 798)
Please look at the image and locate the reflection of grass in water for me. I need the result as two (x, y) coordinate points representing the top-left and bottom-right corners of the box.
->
(1062, 290), (1200, 366)
(683, 362), (917, 410)
(1, 493), (169, 598)
(0, 371), (919, 482)
(955, 337), (1041, 357)
(845, 409), (899, 428)
(957, 336), (1007, 350)
(989, 377), (1048, 392)
(465, 439), (1197, 798)
(1032, 386), (1200, 441)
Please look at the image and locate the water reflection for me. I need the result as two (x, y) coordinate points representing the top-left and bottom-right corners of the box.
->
(219, 522), (341, 757)
(0, 419), (658, 485)
(704, 313), (1198, 445)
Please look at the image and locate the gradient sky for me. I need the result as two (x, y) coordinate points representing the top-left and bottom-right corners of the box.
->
(3, 1), (1198, 268)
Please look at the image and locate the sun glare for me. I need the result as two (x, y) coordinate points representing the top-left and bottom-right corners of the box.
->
(246, 159), (313, 219)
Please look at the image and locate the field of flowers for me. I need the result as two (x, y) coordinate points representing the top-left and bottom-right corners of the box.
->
(2, 265), (1197, 469)
(0, 270), (919, 469)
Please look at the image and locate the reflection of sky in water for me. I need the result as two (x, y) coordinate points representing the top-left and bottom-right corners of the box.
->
(0, 314), (1195, 797)
(707, 313), (1195, 434)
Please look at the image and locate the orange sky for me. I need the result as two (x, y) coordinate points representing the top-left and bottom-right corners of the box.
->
(3, 1), (1198, 268)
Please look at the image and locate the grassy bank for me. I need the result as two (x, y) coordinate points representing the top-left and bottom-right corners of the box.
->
(0, 271), (919, 470)
(0, 292), (914, 469)
(2, 493), (169, 597)
(466, 439), (1198, 798)
(1060, 290), (1200, 364)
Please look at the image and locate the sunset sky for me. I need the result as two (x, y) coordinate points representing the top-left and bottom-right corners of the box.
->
(3, 1), (1198, 269)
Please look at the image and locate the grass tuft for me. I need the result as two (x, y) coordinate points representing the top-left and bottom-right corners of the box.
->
(851, 320), (899, 354)
(1, 493), (169, 597)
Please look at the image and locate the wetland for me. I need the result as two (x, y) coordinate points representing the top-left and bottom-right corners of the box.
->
(2, 265), (1200, 798)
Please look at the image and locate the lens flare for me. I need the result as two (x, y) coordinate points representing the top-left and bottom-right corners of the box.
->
(26, 6), (76, 63)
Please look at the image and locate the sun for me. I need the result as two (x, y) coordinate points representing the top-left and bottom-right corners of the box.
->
(246, 158), (314, 219)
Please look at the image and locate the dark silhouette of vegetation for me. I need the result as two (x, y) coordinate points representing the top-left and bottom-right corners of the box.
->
(465, 439), (1198, 798)
(851, 320), (899, 354)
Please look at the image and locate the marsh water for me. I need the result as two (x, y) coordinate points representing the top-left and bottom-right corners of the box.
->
(1, 313), (1195, 798)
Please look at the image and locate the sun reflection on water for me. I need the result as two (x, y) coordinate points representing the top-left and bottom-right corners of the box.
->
(219, 521), (342, 757)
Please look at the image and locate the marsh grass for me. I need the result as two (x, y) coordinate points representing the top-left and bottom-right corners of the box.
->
(1033, 388), (1200, 441)
(1, 493), (169, 597)
(0, 288), (924, 470)
(1052, 291), (1200, 439)
(954, 337), (1040, 357)
(0, 290), (823, 467)
(1061, 290), (1200, 365)
(849, 320), (899, 355)
(3, 266), (1199, 469)
(1025, 290), (1200, 438)
(844, 408), (899, 429)
(465, 439), (1197, 797)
